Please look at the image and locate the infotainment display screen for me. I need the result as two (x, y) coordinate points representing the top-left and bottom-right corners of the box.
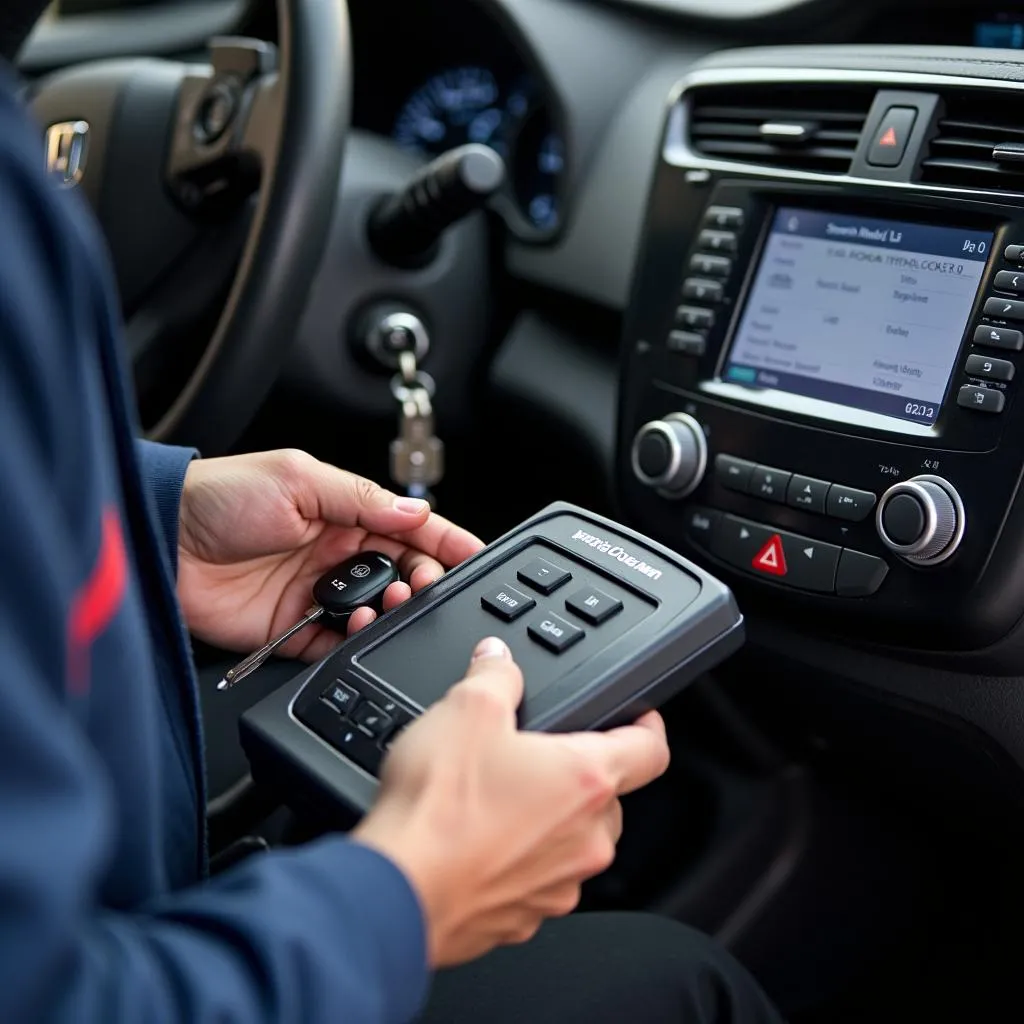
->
(720, 207), (993, 429)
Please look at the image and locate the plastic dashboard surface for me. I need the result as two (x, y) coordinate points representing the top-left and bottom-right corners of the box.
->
(240, 502), (743, 815)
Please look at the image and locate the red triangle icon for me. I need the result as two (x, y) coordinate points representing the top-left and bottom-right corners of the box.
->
(752, 535), (787, 577)
(879, 126), (898, 147)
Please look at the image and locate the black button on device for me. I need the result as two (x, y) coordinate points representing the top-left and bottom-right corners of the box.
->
(826, 485), (877, 522)
(690, 253), (732, 278)
(867, 106), (917, 167)
(786, 475), (830, 514)
(667, 330), (707, 357)
(836, 550), (890, 598)
(481, 584), (535, 622)
(682, 278), (725, 303)
(994, 270), (1024, 294)
(974, 325), (1024, 351)
(312, 552), (399, 623)
(957, 384), (1006, 413)
(675, 305), (716, 330)
(881, 493), (926, 546)
(1005, 244), (1024, 262)
(684, 506), (721, 547)
(715, 454), (756, 493)
(749, 465), (792, 504)
(704, 205), (744, 230)
(636, 431), (672, 478)
(965, 354), (1015, 381)
(322, 681), (359, 715)
(352, 701), (393, 739)
(335, 725), (383, 774)
(697, 229), (738, 254)
(983, 297), (1024, 321)
(565, 586), (623, 625)
(527, 611), (585, 653)
(517, 557), (571, 595)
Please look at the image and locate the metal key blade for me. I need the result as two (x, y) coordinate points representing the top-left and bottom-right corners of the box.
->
(217, 606), (324, 691)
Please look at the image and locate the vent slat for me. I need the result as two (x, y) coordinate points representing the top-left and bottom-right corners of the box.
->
(687, 84), (872, 175)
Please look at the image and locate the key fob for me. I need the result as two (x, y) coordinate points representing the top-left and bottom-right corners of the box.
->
(313, 552), (400, 630)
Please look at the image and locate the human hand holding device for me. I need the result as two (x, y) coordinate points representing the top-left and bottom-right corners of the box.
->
(177, 448), (483, 661)
(352, 636), (671, 968)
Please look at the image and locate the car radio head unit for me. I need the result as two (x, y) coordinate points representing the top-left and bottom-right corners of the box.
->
(714, 206), (994, 435)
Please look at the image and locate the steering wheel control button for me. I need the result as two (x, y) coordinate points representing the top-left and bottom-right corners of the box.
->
(973, 325), (1024, 350)
(194, 78), (240, 145)
(565, 587), (623, 626)
(994, 270), (1024, 294)
(322, 682), (360, 715)
(704, 205), (744, 230)
(689, 253), (732, 278)
(867, 106), (917, 167)
(826, 485), (877, 522)
(517, 557), (571, 595)
(748, 465), (792, 504)
(697, 229), (738, 254)
(715, 454), (756, 493)
(836, 550), (890, 598)
(957, 385), (1006, 413)
(965, 354), (1015, 381)
(481, 585), (535, 622)
(684, 506), (721, 547)
(352, 702), (393, 739)
(675, 305), (716, 331)
(984, 296), (1024, 320)
(881, 494), (926, 546)
(631, 414), (708, 498)
(682, 278), (724, 304)
(876, 475), (965, 565)
(787, 475), (830, 515)
(528, 612), (585, 653)
(667, 330), (707, 357)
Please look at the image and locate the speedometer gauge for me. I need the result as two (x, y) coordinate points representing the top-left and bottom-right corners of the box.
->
(392, 66), (507, 157)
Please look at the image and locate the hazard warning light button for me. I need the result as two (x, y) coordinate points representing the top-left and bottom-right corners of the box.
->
(711, 514), (841, 593)
(867, 106), (917, 167)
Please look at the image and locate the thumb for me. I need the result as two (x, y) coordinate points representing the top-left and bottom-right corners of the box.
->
(300, 460), (431, 532)
(455, 637), (525, 716)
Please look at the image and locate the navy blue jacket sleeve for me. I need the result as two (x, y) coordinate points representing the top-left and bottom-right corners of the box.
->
(0, 69), (430, 1024)
(134, 440), (197, 575)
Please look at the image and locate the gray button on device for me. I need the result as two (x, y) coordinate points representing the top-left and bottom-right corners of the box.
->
(481, 584), (536, 622)
(527, 612), (585, 653)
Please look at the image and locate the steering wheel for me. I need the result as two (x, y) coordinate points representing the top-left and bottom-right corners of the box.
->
(28, 0), (350, 454)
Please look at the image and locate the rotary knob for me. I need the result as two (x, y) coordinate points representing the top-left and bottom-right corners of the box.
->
(630, 413), (708, 498)
(875, 474), (966, 565)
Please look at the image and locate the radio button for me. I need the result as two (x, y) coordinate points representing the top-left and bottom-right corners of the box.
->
(994, 270), (1024, 294)
(1004, 244), (1024, 262)
(704, 205), (744, 230)
(697, 229), (738, 254)
(715, 454), (756, 493)
(881, 494), (926, 546)
(835, 550), (889, 597)
(667, 330), (707, 357)
(749, 465), (791, 504)
(957, 384), (1006, 413)
(826, 485), (877, 522)
(974, 325), (1023, 350)
(675, 305), (716, 330)
(983, 296), (1024, 320)
(690, 253), (732, 278)
(965, 354), (1015, 381)
(786, 475), (830, 514)
(682, 278), (724, 303)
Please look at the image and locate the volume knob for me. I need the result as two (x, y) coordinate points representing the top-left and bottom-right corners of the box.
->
(630, 413), (708, 498)
(876, 475), (966, 565)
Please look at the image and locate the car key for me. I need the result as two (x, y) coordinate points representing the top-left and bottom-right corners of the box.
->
(217, 552), (399, 691)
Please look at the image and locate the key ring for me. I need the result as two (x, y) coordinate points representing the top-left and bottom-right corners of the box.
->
(390, 370), (436, 403)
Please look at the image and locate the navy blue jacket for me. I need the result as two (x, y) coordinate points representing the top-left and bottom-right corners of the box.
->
(0, 71), (428, 1022)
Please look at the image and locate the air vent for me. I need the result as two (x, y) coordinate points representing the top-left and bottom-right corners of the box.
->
(688, 85), (874, 174)
(921, 91), (1024, 193)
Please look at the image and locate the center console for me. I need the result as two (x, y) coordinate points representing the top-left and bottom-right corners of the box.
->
(618, 68), (1024, 649)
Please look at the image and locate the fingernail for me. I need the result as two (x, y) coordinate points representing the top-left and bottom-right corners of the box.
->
(394, 496), (429, 515)
(472, 636), (509, 661)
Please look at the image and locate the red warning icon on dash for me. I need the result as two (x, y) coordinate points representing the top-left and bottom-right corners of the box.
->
(878, 126), (898, 148)
(752, 534), (787, 577)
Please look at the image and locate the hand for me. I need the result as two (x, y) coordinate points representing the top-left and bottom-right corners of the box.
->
(353, 637), (671, 968)
(177, 449), (483, 660)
